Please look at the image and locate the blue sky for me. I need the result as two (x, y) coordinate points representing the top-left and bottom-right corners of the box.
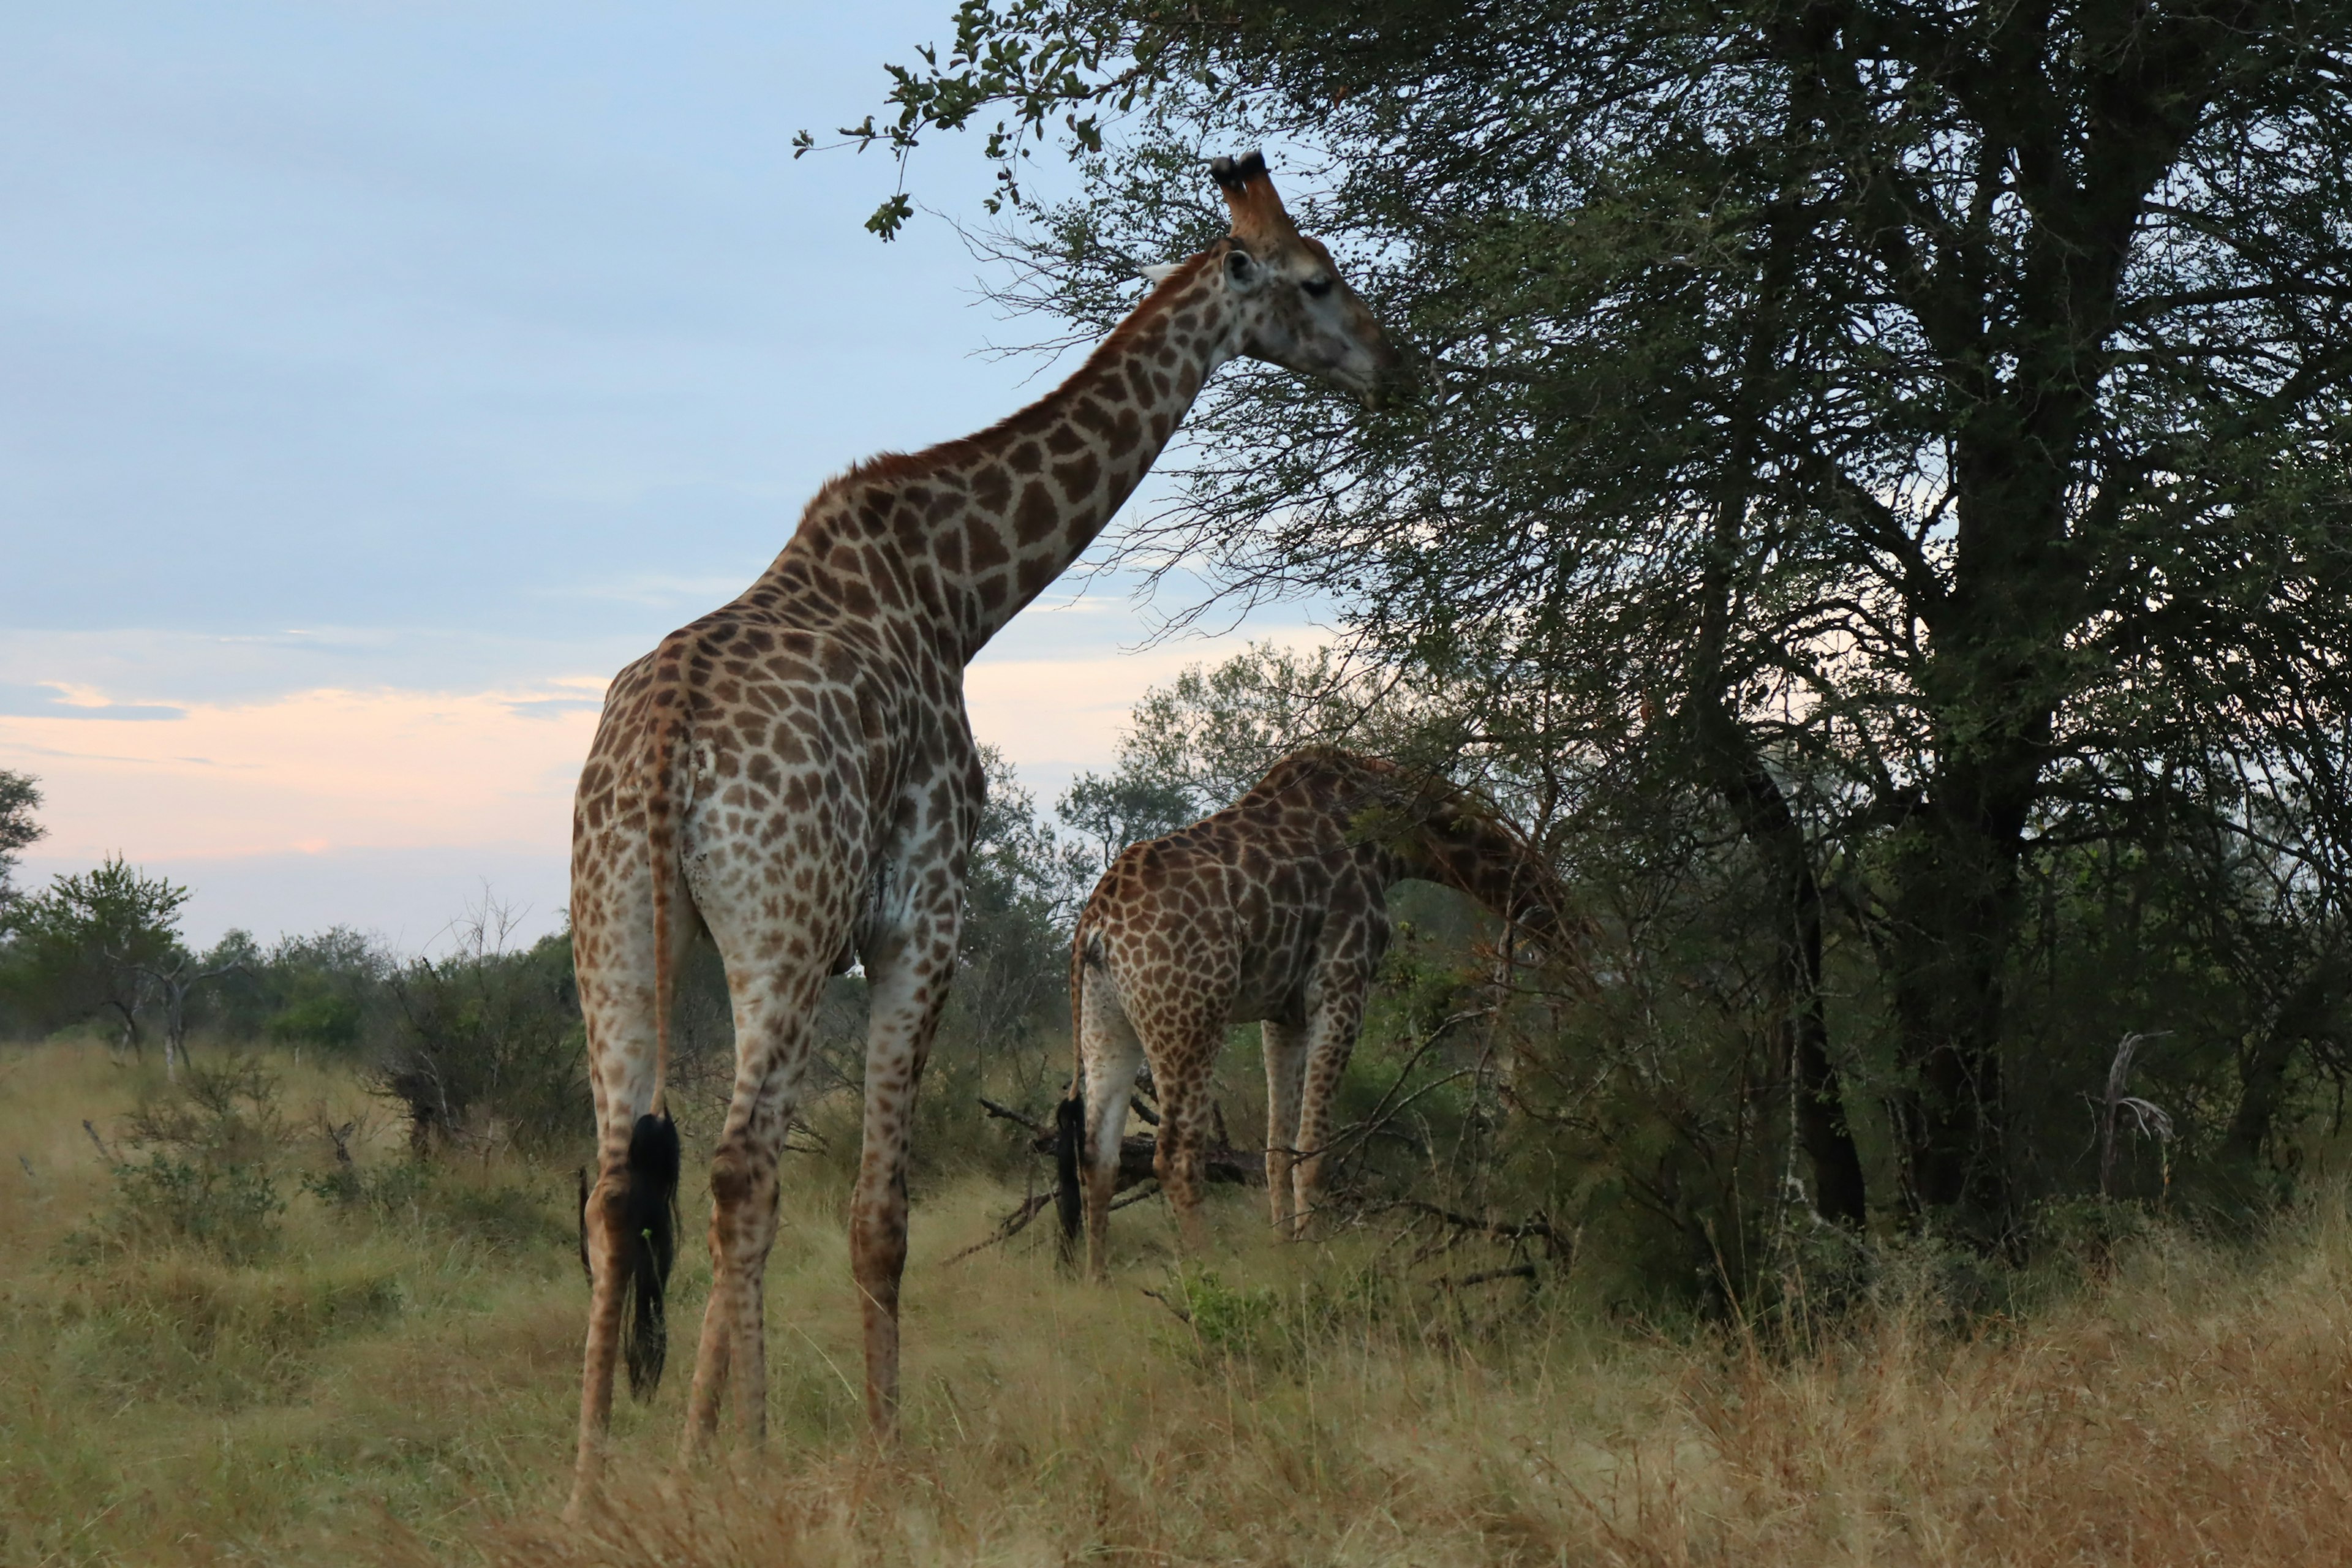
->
(0, 2), (1321, 949)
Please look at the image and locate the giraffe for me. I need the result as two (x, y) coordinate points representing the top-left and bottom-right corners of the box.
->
(1063, 747), (1578, 1280)
(565, 153), (1401, 1506)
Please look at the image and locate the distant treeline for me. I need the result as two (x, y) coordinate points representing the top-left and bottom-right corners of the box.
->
(0, 744), (1205, 1172)
(14, 616), (2352, 1311)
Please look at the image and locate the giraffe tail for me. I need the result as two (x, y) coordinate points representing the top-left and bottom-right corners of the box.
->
(623, 628), (693, 1396)
(645, 627), (695, 1131)
(622, 1110), (681, 1398)
(1057, 921), (1093, 1252)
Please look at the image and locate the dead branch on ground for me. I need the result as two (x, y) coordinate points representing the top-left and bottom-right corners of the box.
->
(1386, 1199), (1578, 1264)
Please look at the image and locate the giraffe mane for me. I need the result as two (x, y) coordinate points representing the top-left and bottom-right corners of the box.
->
(804, 246), (1228, 505)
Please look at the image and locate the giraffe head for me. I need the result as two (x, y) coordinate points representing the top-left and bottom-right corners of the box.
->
(1194, 152), (1406, 409)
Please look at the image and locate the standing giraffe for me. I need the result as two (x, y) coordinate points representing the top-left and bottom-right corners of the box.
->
(567, 153), (1401, 1504)
(1063, 747), (1578, 1279)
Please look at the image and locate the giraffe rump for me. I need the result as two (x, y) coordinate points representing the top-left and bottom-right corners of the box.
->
(621, 1110), (682, 1399)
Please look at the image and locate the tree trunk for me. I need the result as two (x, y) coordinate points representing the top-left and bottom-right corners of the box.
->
(1755, 778), (1867, 1229)
(162, 983), (187, 1084)
(1686, 120), (1867, 1229)
(1703, 730), (1869, 1227)
(109, 1001), (141, 1060)
(1885, 323), (2088, 1234)
(1887, 722), (2045, 1234)
(2220, 968), (2331, 1179)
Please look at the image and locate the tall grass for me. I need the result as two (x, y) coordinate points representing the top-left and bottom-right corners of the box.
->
(5, 1040), (2349, 1566)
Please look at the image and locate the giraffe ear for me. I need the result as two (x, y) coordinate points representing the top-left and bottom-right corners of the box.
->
(1137, 262), (1182, 285)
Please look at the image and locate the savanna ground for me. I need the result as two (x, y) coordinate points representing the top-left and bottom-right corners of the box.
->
(4, 1039), (2351, 1567)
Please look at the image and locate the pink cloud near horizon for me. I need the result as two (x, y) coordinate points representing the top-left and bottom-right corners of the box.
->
(1, 633), (1306, 946)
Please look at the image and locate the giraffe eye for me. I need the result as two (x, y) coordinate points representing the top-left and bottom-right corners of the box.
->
(1302, 275), (1333, 298)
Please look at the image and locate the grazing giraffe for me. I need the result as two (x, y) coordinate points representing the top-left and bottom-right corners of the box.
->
(567, 153), (1401, 1506)
(1063, 747), (1577, 1278)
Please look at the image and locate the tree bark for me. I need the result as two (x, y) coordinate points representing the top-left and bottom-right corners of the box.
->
(1886, 692), (2048, 1231)
(1887, 484), (2062, 1232)
(2220, 968), (2332, 1177)
(1716, 756), (1869, 1227)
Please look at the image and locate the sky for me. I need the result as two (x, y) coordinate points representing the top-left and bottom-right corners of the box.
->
(0, 2), (1324, 952)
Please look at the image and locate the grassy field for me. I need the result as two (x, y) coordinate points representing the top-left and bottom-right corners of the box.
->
(4, 1039), (2351, 1566)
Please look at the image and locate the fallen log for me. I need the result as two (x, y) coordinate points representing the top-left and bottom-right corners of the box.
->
(951, 1096), (1270, 1266)
(1385, 1199), (1578, 1262)
(1083, 1130), (1264, 1192)
(978, 1095), (1265, 1193)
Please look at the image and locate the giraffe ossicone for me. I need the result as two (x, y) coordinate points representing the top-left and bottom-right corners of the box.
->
(565, 153), (1402, 1512)
(1063, 747), (1583, 1280)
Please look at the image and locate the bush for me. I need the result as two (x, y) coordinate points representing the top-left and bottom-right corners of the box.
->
(102, 1156), (287, 1265)
(73, 1057), (291, 1264)
(303, 1156), (570, 1250)
(1172, 1268), (1285, 1360)
(372, 910), (588, 1153)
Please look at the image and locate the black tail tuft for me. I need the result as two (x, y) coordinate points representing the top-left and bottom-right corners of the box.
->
(576, 1166), (592, 1286)
(1055, 1093), (1085, 1259)
(622, 1111), (682, 1400)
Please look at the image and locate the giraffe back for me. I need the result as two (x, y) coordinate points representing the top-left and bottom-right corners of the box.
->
(1076, 755), (1400, 1030)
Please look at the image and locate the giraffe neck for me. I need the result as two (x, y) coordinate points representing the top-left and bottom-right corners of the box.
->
(782, 248), (1244, 663)
(1393, 810), (1562, 937)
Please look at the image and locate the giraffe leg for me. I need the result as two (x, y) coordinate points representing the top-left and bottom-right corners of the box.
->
(1261, 1019), (1308, 1238)
(1077, 968), (1144, 1282)
(568, 1133), (634, 1515)
(680, 1131), (787, 1455)
(567, 872), (679, 1517)
(1290, 989), (1368, 1237)
(1152, 1047), (1216, 1257)
(848, 916), (956, 1439)
(679, 974), (820, 1460)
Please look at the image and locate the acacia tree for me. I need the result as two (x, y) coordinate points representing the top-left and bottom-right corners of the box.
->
(130, 948), (248, 1082)
(846, 0), (2352, 1237)
(0, 769), (40, 906)
(2, 856), (192, 1058)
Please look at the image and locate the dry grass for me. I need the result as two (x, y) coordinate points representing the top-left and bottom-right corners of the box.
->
(6, 1040), (2350, 1566)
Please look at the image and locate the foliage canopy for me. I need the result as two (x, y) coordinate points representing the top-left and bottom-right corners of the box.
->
(850, 0), (2352, 1237)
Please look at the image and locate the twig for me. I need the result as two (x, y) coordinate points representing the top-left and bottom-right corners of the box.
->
(1140, 1286), (1191, 1324)
(1441, 1262), (1540, 1288)
(944, 1191), (1056, 1265)
(1385, 1199), (1577, 1261)
(1108, 1179), (1161, 1212)
(1019, 1120), (1263, 1190)
(978, 1096), (1049, 1137)
(82, 1120), (115, 1164)
(1325, 1068), (1478, 1159)
(1349, 1008), (1488, 1141)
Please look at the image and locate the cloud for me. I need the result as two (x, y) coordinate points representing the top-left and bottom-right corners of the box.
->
(1, 636), (1333, 950)
(965, 628), (1335, 802)
(502, 696), (606, 720)
(0, 682), (186, 721)
(0, 680), (604, 864)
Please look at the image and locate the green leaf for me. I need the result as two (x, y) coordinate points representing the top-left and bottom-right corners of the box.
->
(865, 192), (915, 241)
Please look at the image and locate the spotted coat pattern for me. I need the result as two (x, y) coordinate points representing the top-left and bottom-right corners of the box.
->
(1070, 747), (1575, 1277)
(567, 156), (1401, 1505)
